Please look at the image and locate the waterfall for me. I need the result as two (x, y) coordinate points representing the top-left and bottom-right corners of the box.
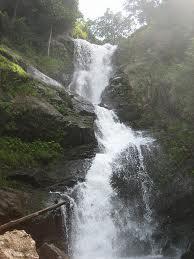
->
(69, 40), (116, 104)
(68, 39), (176, 259)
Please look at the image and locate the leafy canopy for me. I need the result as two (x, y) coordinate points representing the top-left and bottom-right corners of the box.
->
(88, 9), (131, 44)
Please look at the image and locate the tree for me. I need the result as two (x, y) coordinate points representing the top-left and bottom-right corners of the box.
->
(73, 18), (89, 40)
(0, 0), (79, 53)
(88, 9), (131, 44)
(124, 0), (161, 25)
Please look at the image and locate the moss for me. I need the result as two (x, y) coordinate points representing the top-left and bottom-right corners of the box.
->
(0, 137), (63, 170)
(0, 45), (23, 64)
(2, 80), (38, 99)
(0, 48), (39, 98)
(0, 51), (27, 78)
(0, 46), (35, 100)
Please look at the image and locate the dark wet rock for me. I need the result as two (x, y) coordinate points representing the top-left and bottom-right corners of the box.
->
(71, 95), (95, 116)
(6, 158), (91, 189)
(39, 243), (69, 259)
(0, 188), (28, 225)
(101, 71), (141, 123)
(47, 159), (92, 191)
(0, 189), (70, 256)
(3, 95), (95, 148)
(22, 206), (68, 253)
(181, 242), (194, 259)
(6, 170), (54, 188)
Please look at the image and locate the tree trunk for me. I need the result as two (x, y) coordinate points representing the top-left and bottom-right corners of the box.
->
(12, 0), (20, 24)
(0, 200), (67, 235)
(48, 25), (53, 57)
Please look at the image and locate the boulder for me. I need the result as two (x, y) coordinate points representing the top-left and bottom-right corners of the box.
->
(4, 95), (95, 147)
(0, 230), (39, 259)
(71, 95), (95, 116)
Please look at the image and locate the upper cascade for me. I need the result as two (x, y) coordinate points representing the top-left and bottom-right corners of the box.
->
(69, 39), (117, 105)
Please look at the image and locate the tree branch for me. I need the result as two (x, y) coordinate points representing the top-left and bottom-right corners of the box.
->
(0, 200), (66, 235)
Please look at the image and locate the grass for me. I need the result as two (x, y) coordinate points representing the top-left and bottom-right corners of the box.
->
(0, 137), (63, 170)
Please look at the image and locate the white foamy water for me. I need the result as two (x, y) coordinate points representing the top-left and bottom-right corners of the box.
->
(68, 39), (179, 259)
(69, 39), (116, 104)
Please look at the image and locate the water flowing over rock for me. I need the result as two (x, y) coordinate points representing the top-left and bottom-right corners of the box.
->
(65, 39), (178, 259)
(0, 230), (39, 259)
(69, 39), (117, 104)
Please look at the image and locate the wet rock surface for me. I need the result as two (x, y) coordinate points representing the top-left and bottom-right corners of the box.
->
(22, 208), (67, 253)
(181, 242), (194, 259)
(101, 71), (141, 123)
(39, 243), (69, 259)
(0, 188), (28, 225)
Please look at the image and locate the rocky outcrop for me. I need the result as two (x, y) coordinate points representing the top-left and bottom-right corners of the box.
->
(5, 95), (95, 147)
(0, 45), (96, 180)
(0, 42), (96, 147)
(0, 230), (39, 259)
(0, 188), (70, 257)
(0, 42), (96, 258)
(101, 71), (141, 124)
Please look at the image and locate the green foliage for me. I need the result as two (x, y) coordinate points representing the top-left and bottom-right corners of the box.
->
(0, 0), (79, 52)
(40, 0), (79, 33)
(119, 0), (194, 122)
(0, 48), (27, 78)
(124, 0), (160, 25)
(0, 137), (63, 170)
(161, 122), (194, 164)
(73, 19), (88, 40)
(0, 0), (77, 81)
(89, 9), (131, 44)
(0, 47), (39, 98)
(118, 0), (194, 183)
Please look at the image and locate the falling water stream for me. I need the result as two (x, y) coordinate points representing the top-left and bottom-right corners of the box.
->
(67, 39), (179, 259)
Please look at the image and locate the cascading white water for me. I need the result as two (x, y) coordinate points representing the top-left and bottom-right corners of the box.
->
(69, 39), (170, 259)
(69, 39), (116, 104)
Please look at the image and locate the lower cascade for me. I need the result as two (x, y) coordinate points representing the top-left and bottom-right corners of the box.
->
(67, 39), (179, 259)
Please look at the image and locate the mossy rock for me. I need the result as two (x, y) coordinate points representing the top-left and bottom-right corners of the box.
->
(0, 137), (63, 171)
